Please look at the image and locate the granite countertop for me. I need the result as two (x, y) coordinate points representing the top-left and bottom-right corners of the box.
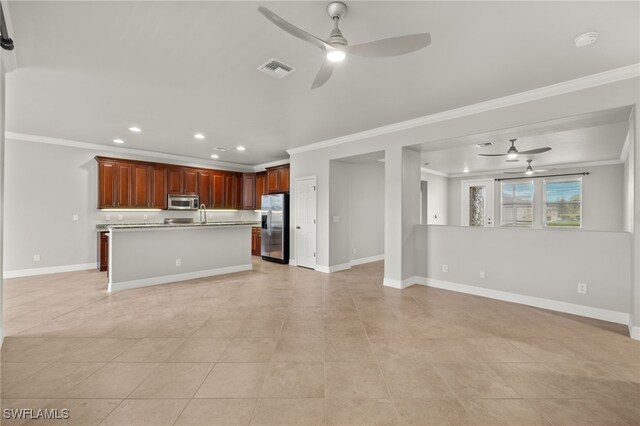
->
(96, 221), (260, 231)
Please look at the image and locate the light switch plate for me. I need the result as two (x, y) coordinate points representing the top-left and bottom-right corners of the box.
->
(442, 264), (448, 273)
(479, 270), (486, 278)
(72, 214), (79, 221)
(577, 283), (588, 294)
(33, 254), (40, 262)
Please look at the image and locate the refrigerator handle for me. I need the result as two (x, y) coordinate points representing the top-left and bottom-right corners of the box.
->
(267, 210), (272, 236)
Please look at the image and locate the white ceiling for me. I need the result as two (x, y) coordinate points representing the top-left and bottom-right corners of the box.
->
(6, 1), (640, 166)
(419, 106), (631, 176)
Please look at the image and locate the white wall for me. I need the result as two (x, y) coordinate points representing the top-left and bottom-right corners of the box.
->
(447, 163), (625, 231)
(415, 225), (631, 321)
(3, 138), (259, 274)
(328, 160), (351, 268)
(421, 170), (448, 225)
(349, 161), (385, 262)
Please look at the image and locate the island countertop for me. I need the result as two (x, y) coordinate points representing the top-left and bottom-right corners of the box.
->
(96, 221), (259, 231)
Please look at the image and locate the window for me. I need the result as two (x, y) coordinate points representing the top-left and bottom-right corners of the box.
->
(544, 178), (582, 228)
(501, 181), (534, 227)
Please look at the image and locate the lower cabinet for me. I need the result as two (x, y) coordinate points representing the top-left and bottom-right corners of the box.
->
(98, 231), (108, 272)
(251, 227), (262, 256)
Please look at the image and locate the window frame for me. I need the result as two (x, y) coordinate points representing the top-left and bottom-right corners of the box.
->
(543, 176), (583, 229)
(500, 179), (534, 228)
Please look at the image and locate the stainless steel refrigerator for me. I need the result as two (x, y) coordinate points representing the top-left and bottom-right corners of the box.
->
(261, 193), (289, 264)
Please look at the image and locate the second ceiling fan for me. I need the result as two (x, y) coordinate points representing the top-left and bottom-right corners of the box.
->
(478, 138), (552, 160)
(258, 2), (431, 89)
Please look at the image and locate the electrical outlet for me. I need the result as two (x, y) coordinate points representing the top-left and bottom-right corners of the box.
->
(33, 254), (40, 262)
(479, 270), (486, 279)
(118, 214), (124, 221)
(175, 258), (182, 267)
(72, 214), (79, 221)
(442, 264), (448, 273)
(105, 215), (111, 221)
(577, 282), (588, 294)
(143, 214), (149, 221)
(332, 216), (340, 223)
(352, 248), (356, 255)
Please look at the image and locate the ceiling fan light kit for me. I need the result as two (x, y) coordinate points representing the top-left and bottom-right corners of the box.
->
(258, 2), (431, 89)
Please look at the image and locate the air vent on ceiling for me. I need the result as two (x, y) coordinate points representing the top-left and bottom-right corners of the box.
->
(475, 142), (494, 148)
(214, 147), (228, 152)
(257, 58), (296, 79)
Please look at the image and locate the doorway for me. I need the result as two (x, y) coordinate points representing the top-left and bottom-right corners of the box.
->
(295, 176), (317, 269)
(462, 179), (494, 227)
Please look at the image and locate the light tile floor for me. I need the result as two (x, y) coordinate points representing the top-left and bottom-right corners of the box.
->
(1, 259), (639, 425)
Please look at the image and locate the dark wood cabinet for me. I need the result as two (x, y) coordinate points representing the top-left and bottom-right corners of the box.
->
(197, 171), (212, 208)
(131, 164), (152, 208)
(224, 173), (243, 209)
(167, 168), (183, 194)
(212, 173), (225, 209)
(255, 172), (267, 209)
(151, 167), (167, 209)
(96, 157), (261, 210)
(251, 227), (262, 256)
(242, 174), (256, 210)
(98, 160), (133, 208)
(98, 231), (108, 272)
(266, 164), (290, 194)
(168, 167), (197, 195)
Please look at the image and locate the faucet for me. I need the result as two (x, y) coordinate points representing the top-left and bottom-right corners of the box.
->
(199, 204), (207, 224)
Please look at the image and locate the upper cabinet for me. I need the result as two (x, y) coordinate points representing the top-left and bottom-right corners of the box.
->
(266, 164), (290, 194)
(98, 160), (132, 208)
(255, 172), (267, 209)
(168, 167), (197, 195)
(242, 173), (256, 210)
(96, 157), (254, 210)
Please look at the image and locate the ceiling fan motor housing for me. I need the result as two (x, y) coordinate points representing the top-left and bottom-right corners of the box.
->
(326, 2), (347, 19)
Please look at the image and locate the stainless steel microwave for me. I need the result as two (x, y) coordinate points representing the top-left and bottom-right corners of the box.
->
(168, 194), (199, 210)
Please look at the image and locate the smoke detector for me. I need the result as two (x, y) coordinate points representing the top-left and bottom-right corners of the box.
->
(257, 58), (296, 79)
(574, 32), (598, 48)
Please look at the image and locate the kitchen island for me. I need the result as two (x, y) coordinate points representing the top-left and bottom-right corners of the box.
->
(106, 222), (256, 292)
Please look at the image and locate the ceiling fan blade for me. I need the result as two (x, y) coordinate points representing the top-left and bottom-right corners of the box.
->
(311, 59), (334, 90)
(258, 6), (331, 51)
(478, 153), (508, 157)
(347, 33), (431, 57)
(518, 147), (552, 155)
(534, 168), (556, 173)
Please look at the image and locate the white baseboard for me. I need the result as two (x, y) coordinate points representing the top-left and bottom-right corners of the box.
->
(108, 263), (253, 293)
(288, 259), (297, 266)
(350, 254), (384, 266)
(3, 263), (96, 279)
(419, 277), (629, 325)
(629, 322), (640, 341)
(383, 276), (420, 289)
(315, 263), (351, 274)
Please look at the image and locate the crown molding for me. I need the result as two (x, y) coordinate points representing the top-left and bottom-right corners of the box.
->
(287, 64), (640, 156)
(5, 132), (255, 172)
(448, 158), (625, 179)
(253, 158), (290, 172)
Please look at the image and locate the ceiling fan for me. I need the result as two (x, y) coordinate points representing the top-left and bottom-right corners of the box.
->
(504, 159), (555, 175)
(258, 2), (431, 89)
(478, 139), (551, 160)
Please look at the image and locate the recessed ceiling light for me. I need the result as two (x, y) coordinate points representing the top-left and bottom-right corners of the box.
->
(463, 167), (470, 173)
(194, 133), (205, 140)
(128, 126), (141, 133)
(210, 154), (219, 159)
(236, 146), (246, 151)
(574, 32), (598, 48)
(113, 138), (124, 144)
